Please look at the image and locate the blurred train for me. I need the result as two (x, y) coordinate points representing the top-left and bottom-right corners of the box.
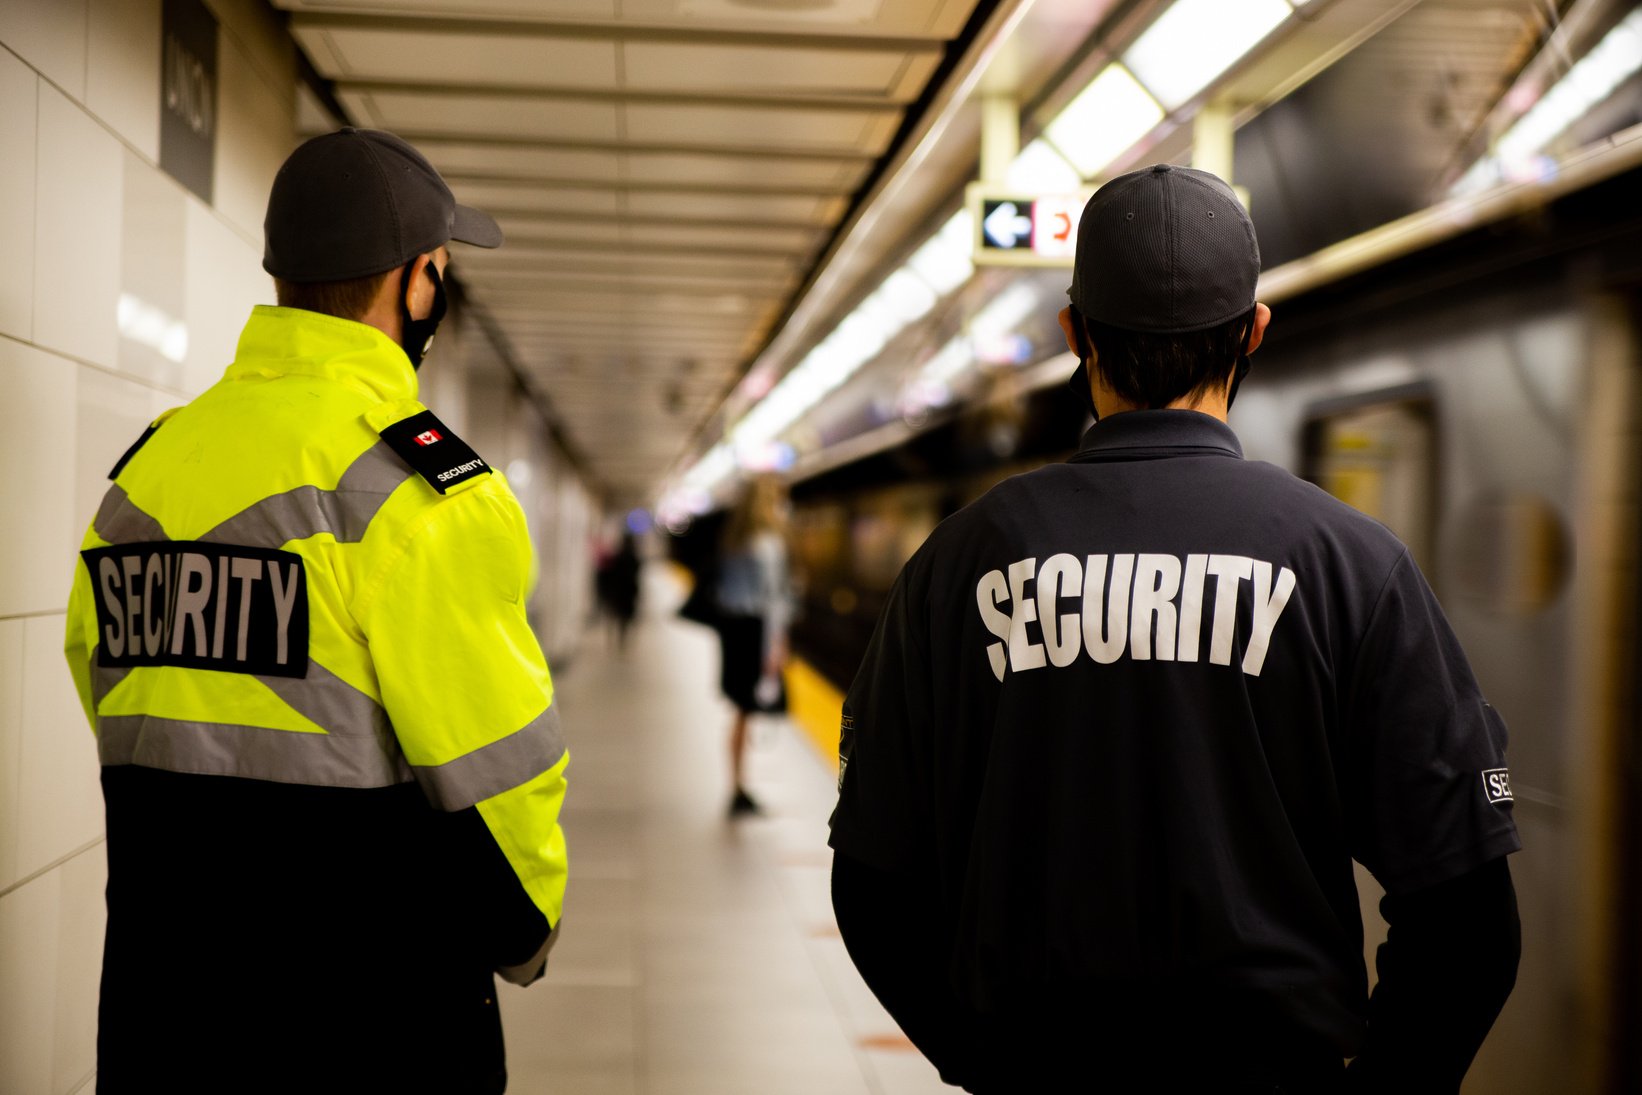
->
(778, 158), (1642, 1091)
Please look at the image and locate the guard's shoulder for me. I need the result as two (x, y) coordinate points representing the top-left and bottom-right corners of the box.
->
(108, 406), (183, 479)
(365, 399), (493, 497)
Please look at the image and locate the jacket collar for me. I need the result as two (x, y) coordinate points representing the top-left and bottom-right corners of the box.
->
(1068, 409), (1243, 463)
(225, 305), (417, 403)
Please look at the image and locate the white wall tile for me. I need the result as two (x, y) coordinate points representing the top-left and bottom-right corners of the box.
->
(35, 85), (124, 370)
(183, 198), (271, 394)
(76, 366), (172, 540)
(0, 340), (78, 618)
(119, 150), (191, 389)
(213, 33), (294, 245)
(0, 0), (89, 100)
(0, 620), (23, 892)
(17, 615), (103, 881)
(52, 848), (105, 1094)
(0, 53), (38, 341)
(86, 0), (161, 162)
(0, 872), (62, 1095)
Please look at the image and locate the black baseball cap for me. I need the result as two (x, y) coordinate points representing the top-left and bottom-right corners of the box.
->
(263, 127), (502, 282)
(1067, 164), (1259, 333)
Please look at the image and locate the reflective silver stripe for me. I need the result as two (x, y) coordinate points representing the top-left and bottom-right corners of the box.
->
(256, 661), (392, 741)
(98, 714), (413, 789)
(92, 664), (129, 706)
(412, 705), (565, 812)
(200, 441), (411, 548)
(93, 485), (166, 544)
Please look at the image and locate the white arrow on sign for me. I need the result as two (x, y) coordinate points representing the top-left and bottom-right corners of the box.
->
(982, 201), (1035, 248)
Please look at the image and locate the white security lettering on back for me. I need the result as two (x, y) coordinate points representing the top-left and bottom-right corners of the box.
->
(1036, 554), (1083, 667)
(974, 551), (1298, 679)
(976, 570), (1012, 682)
(1082, 554), (1132, 664)
(1131, 554), (1182, 662)
(1006, 558), (1047, 672)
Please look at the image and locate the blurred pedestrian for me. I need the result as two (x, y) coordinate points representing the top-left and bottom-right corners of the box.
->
(829, 165), (1519, 1092)
(715, 475), (794, 816)
(596, 531), (642, 650)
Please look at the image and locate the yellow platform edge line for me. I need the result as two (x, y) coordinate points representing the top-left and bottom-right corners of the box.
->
(784, 656), (843, 774)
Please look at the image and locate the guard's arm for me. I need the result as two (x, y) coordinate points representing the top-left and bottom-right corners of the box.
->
(1349, 856), (1521, 1093)
(64, 524), (113, 729)
(832, 852), (975, 1086)
(360, 482), (568, 983)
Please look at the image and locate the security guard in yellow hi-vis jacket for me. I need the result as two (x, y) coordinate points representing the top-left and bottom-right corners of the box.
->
(64, 128), (567, 1094)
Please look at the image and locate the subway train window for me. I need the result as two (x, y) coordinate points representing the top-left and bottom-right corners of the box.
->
(1302, 391), (1437, 573)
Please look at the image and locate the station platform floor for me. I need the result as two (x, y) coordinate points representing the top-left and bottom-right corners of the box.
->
(499, 566), (947, 1095)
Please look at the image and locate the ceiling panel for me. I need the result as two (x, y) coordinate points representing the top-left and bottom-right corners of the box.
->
(450, 184), (622, 216)
(407, 144), (625, 181)
(622, 191), (846, 224)
(295, 22), (620, 87)
(622, 151), (868, 190)
(623, 101), (902, 154)
(341, 88), (621, 141)
(622, 41), (939, 101)
(459, 249), (799, 280)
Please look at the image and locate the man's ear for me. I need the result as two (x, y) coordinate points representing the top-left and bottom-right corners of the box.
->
(1057, 307), (1081, 356)
(1246, 302), (1271, 354)
(404, 252), (437, 319)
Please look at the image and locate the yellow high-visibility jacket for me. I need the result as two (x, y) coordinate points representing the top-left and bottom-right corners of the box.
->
(65, 305), (568, 1088)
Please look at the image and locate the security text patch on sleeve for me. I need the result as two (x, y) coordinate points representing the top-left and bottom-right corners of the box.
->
(379, 410), (491, 495)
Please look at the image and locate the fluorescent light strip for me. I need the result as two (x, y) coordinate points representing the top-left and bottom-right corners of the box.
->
(1006, 138), (1083, 192)
(1123, 0), (1294, 111)
(1043, 64), (1164, 178)
(1456, 7), (1642, 194)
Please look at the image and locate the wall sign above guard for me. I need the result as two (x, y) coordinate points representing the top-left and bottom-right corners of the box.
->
(160, 0), (219, 204)
(967, 184), (1090, 267)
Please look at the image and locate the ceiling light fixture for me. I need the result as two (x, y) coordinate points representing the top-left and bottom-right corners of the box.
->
(1122, 0), (1294, 111)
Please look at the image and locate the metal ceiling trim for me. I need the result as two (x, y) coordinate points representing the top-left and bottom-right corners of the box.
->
(360, 134), (883, 163)
(1258, 119), (1642, 305)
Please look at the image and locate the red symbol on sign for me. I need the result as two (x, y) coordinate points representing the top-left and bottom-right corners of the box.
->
(414, 430), (442, 446)
(1052, 212), (1073, 242)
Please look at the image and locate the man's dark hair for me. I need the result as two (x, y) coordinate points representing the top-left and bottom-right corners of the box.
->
(274, 271), (393, 321)
(1076, 306), (1257, 408)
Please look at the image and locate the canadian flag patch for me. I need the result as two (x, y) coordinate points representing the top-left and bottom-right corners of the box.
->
(414, 429), (442, 446)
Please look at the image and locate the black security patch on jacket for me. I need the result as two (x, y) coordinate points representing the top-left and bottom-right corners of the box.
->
(108, 424), (161, 480)
(379, 410), (491, 495)
(82, 542), (309, 677)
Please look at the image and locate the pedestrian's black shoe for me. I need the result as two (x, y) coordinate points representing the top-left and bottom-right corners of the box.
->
(728, 788), (762, 817)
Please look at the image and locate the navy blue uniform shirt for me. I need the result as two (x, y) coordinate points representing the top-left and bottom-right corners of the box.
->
(828, 409), (1520, 1054)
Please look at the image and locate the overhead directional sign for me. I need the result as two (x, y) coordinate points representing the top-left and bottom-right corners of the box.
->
(968, 184), (1090, 267)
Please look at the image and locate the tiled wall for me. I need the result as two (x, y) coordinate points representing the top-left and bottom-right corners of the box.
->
(0, 2), (297, 1091)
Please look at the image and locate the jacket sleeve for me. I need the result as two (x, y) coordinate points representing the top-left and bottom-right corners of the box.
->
(357, 481), (569, 984)
(64, 522), (111, 730)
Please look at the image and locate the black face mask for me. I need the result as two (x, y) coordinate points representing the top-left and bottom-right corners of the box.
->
(399, 259), (447, 369)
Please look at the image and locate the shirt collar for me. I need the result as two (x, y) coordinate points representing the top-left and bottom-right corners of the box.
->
(1068, 409), (1243, 463)
(225, 305), (418, 403)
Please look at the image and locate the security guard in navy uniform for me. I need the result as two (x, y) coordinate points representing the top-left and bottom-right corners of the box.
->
(829, 165), (1521, 1093)
(65, 129), (568, 1093)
